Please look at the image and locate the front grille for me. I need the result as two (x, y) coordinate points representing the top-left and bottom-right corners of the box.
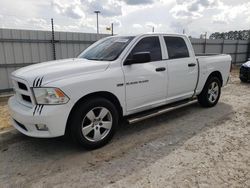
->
(18, 82), (28, 90)
(12, 78), (34, 108)
(21, 94), (32, 103)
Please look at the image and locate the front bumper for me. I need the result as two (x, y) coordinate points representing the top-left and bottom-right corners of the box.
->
(8, 96), (71, 138)
(240, 66), (250, 81)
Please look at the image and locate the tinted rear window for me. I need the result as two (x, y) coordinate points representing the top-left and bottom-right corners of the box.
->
(164, 37), (189, 59)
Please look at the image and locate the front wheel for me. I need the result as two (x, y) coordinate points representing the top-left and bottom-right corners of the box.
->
(69, 98), (119, 149)
(240, 77), (247, 83)
(198, 77), (221, 107)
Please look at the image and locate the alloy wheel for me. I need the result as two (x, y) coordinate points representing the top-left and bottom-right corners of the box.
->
(81, 107), (113, 142)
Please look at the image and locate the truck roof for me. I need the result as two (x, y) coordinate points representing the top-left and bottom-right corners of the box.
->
(114, 33), (187, 38)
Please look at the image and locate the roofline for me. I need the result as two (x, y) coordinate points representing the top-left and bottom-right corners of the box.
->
(111, 33), (187, 38)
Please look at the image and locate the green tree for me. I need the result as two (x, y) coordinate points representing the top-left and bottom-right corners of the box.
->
(209, 30), (250, 40)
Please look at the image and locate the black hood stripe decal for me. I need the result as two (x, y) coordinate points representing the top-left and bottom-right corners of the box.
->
(33, 76), (44, 87)
(33, 77), (38, 87)
(35, 78), (41, 87)
(38, 76), (44, 87)
(33, 104), (44, 116)
(39, 105), (44, 115)
(33, 105), (38, 116)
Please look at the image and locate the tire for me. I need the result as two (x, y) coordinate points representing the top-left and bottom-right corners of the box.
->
(198, 77), (221, 107)
(240, 77), (247, 83)
(69, 97), (119, 149)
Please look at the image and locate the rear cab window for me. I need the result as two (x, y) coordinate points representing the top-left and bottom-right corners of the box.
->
(164, 36), (189, 59)
(126, 36), (162, 62)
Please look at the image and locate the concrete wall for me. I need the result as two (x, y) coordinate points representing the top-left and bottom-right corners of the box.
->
(0, 28), (249, 92)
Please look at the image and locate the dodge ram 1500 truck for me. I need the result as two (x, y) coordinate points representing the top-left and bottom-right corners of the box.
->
(8, 34), (232, 149)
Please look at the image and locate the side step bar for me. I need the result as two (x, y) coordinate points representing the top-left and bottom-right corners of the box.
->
(127, 99), (198, 124)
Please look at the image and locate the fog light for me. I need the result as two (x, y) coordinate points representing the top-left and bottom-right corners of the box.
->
(35, 124), (48, 131)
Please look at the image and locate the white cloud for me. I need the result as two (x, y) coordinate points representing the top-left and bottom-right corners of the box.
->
(52, 0), (85, 19)
(121, 0), (154, 5)
(27, 18), (50, 29)
(145, 22), (162, 29)
(212, 2), (250, 24)
(111, 18), (122, 27)
(82, 0), (123, 17)
(0, 0), (250, 37)
(171, 0), (219, 19)
(133, 23), (143, 28)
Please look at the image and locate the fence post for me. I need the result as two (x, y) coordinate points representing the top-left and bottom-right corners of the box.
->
(247, 39), (250, 60)
(204, 38), (207, 54)
(234, 40), (239, 64)
(51, 18), (56, 60)
(221, 39), (224, 54)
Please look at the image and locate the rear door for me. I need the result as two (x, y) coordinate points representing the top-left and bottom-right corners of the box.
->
(163, 36), (198, 100)
(122, 36), (167, 113)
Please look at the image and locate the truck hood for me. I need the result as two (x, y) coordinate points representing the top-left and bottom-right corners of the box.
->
(12, 58), (110, 87)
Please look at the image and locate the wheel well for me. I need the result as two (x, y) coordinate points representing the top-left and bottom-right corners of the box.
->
(65, 91), (123, 135)
(208, 71), (223, 86)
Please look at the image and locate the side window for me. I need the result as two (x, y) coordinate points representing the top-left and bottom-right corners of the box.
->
(164, 37), (189, 59)
(127, 36), (162, 61)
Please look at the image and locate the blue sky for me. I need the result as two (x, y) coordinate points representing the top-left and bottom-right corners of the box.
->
(0, 0), (249, 37)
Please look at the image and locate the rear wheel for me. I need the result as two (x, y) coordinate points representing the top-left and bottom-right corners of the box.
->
(198, 77), (221, 107)
(69, 98), (119, 149)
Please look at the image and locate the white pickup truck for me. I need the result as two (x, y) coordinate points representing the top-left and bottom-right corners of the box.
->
(8, 34), (231, 149)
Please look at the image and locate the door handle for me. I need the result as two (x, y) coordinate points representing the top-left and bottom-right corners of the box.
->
(188, 63), (196, 67)
(155, 67), (166, 72)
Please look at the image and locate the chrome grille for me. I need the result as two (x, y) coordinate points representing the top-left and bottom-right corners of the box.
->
(12, 77), (35, 108)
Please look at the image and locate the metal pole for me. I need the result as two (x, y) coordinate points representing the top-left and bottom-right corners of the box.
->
(204, 32), (207, 54)
(94, 11), (100, 34)
(111, 23), (114, 36)
(235, 40), (239, 64)
(51, 18), (56, 60)
(221, 38), (225, 54)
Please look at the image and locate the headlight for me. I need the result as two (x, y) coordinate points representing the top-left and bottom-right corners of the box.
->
(33, 88), (69, 105)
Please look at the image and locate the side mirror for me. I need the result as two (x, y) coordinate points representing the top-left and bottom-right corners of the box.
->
(124, 52), (151, 65)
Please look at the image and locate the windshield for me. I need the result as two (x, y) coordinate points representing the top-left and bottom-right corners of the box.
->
(78, 36), (134, 61)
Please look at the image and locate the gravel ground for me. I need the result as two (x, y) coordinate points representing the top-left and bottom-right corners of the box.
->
(0, 100), (10, 131)
(0, 69), (249, 187)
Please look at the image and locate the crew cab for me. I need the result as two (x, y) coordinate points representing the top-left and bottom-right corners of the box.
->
(8, 34), (232, 149)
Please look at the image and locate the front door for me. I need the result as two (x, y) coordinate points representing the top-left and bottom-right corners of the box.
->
(122, 36), (167, 113)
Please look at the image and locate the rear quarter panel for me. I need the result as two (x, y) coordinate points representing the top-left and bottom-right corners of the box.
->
(196, 54), (232, 94)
